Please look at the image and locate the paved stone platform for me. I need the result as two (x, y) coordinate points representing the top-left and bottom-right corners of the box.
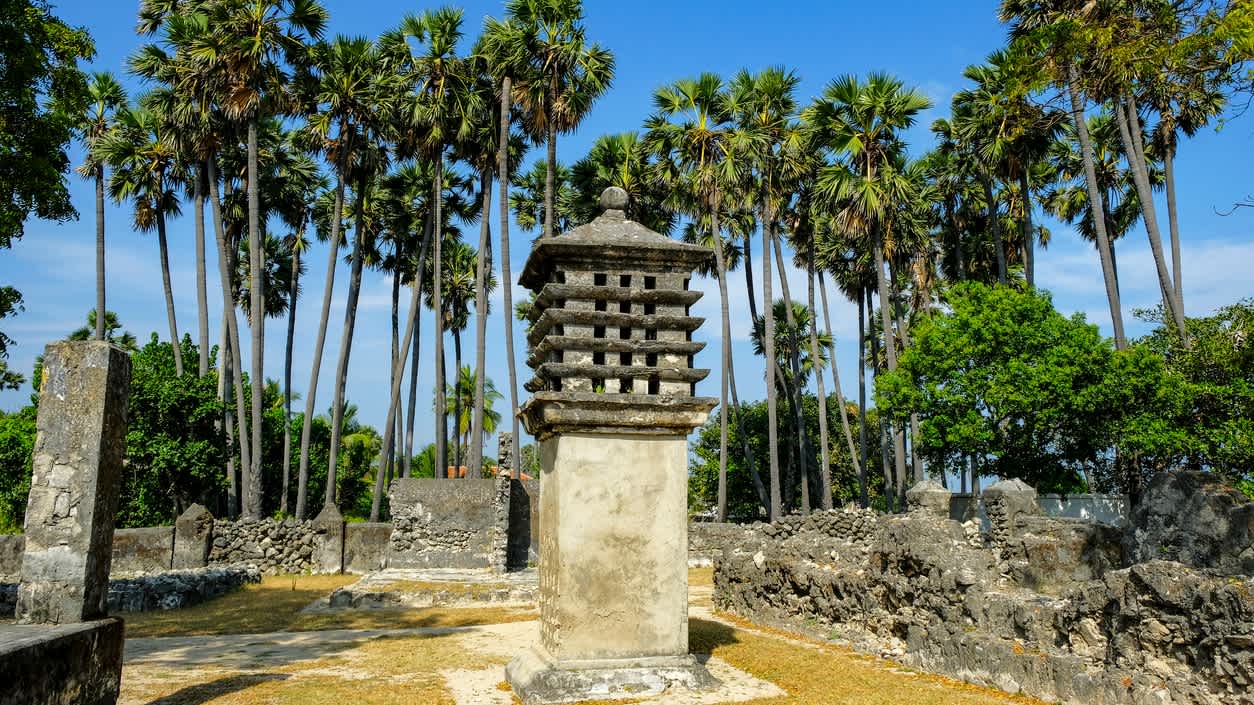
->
(313, 568), (539, 610)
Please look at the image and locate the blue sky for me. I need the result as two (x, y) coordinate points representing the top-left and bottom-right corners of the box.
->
(2, 1), (1252, 457)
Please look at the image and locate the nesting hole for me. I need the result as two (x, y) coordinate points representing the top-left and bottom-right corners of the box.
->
(645, 352), (658, 367)
(647, 378), (660, 394)
(595, 300), (607, 312)
(644, 276), (656, 290)
(619, 352), (632, 365)
(619, 378), (633, 394)
(645, 328), (657, 341)
(591, 377), (605, 392)
(593, 325), (606, 338)
(619, 275), (631, 287)
(594, 273), (607, 286)
(618, 300), (631, 313)
(619, 326), (632, 340)
(643, 303), (655, 315)
(593, 351), (605, 365)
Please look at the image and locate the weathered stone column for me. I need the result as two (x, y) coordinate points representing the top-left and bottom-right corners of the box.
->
(506, 189), (718, 703)
(312, 505), (346, 574)
(172, 503), (214, 569)
(16, 341), (130, 624)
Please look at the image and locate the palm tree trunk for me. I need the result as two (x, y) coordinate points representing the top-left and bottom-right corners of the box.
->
(543, 75), (556, 240)
(856, 288), (869, 508)
(818, 272), (859, 503)
(984, 175), (1007, 285)
(469, 170), (493, 479)
(872, 235), (907, 508)
(1164, 143), (1183, 313)
(220, 320), (237, 518)
(326, 170), (369, 508)
(1066, 66), (1127, 350)
(194, 163), (210, 376)
(245, 118), (264, 520)
(867, 287), (892, 512)
(807, 259), (833, 510)
(95, 166), (106, 341)
(208, 154), (250, 512)
(1019, 169), (1034, 288)
(433, 151), (449, 480)
(384, 260), (401, 480)
(498, 76), (521, 475)
(947, 194), (964, 281)
(452, 329), (464, 475)
(763, 211), (781, 521)
(280, 244), (299, 516)
(369, 222), (432, 520)
(888, 261), (922, 486)
(1113, 96), (1186, 341)
(404, 212), (433, 478)
(771, 235), (812, 515)
(155, 208), (184, 376)
(727, 349), (768, 512)
(710, 204), (731, 521)
(742, 233), (759, 322)
(296, 168), (345, 519)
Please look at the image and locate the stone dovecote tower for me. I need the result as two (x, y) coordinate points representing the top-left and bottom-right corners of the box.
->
(506, 187), (719, 703)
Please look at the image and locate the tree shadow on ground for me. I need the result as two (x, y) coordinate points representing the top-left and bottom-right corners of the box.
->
(142, 673), (289, 705)
(690, 617), (739, 654)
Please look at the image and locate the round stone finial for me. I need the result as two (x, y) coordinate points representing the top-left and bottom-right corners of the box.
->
(599, 186), (629, 212)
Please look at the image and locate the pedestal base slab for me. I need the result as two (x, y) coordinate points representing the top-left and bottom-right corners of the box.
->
(506, 647), (718, 704)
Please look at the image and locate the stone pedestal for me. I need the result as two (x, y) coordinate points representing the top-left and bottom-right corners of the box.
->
(906, 479), (953, 519)
(17, 341), (130, 624)
(507, 189), (718, 704)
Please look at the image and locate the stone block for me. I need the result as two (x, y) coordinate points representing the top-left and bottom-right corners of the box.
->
(906, 479), (952, 518)
(110, 527), (173, 573)
(0, 617), (123, 705)
(343, 522), (390, 573)
(0, 534), (25, 580)
(312, 505), (345, 574)
(982, 478), (1038, 546)
(172, 504), (214, 569)
(386, 478), (497, 569)
(17, 341), (130, 624)
(508, 479), (538, 569)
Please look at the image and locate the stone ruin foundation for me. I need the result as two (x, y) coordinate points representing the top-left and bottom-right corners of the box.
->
(504, 187), (719, 704)
(713, 473), (1254, 705)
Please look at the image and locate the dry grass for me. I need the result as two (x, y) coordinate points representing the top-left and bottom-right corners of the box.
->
(688, 614), (1048, 705)
(688, 567), (714, 588)
(123, 574), (535, 638)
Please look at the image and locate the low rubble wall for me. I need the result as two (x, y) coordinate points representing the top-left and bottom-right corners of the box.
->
(713, 472), (1254, 705)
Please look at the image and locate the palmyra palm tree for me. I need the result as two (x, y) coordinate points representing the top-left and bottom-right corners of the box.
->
(296, 34), (386, 519)
(645, 72), (767, 518)
(505, 0), (615, 240)
(201, 0), (327, 519)
(78, 73), (127, 343)
(446, 365), (503, 468)
(98, 102), (187, 376)
(805, 72), (931, 509)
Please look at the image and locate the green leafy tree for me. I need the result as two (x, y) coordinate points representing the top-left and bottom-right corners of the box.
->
(120, 335), (226, 527)
(876, 282), (1183, 495)
(0, 405), (36, 532)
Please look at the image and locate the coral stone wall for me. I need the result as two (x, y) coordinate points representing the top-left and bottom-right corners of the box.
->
(712, 477), (1254, 705)
(209, 519), (321, 574)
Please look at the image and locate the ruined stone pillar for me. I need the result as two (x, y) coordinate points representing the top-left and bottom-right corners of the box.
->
(16, 341), (130, 624)
(172, 503), (214, 569)
(983, 479), (1038, 547)
(312, 504), (346, 574)
(506, 188), (718, 703)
